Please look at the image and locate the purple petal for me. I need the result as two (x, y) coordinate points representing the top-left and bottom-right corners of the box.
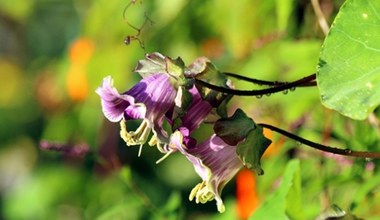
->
(190, 135), (242, 181)
(172, 133), (242, 213)
(96, 76), (137, 122)
(125, 73), (177, 122)
(180, 86), (212, 133)
(124, 104), (146, 120)
(97, 73), (178, 152)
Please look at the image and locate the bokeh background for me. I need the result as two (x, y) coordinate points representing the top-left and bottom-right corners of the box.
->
(1, 0), (380, 219)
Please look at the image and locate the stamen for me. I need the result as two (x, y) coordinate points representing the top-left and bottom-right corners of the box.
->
(133, 120), (148, 138)
(189, 181), (225, 213)
(148, 136), (167, 153)
(189, 182), (203, 202)
(197, 185), (214, 203)
(156, 142), (165, 153)
(138, 144), (143, 157)
(140, 121), (151, 142)
(148, 135), (157, 146)
(155, 149), (174, 164)
(120, 119), (127, 136)
(120, 119), (151, 146)
(189, 181), (215, 204)
(217, 201), (225, 213)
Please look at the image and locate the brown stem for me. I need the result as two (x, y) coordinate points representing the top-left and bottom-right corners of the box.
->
(258, 123), (380, 159)
(223, 72), (316, 87)
(195, 73), (317, 96)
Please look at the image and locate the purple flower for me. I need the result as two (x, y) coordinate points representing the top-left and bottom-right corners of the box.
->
(181, 86), (213, 133)
(166, 85), (213, 133)
(96, 74), (177, 154)
(161, 85), (240, 212)
(156, 86), (213, 161)
(170, 132), (243, 213)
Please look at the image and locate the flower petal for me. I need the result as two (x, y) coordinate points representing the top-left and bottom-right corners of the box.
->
(172, 132), (243, 212)
(96, 76), (137, 122)
(181, 86), (212, 133)
(124, 103), (146, 120)
(126, 73), (177, 122)
(97, 73), (179, 153)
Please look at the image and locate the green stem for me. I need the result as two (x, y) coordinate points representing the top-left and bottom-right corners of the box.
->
(259, 123), (380, 159)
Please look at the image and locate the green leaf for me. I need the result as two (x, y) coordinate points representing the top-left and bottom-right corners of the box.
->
(250, 160), (303, 220)
(214, 109), (271, 175)
(193, 61), (230, 107)
(214, 108), (256, 145)
(317, 0), (380, 120)
(186, 56), (210, 77)
(165, 56), (186, 79)
(236, 125), (272, 175)
(134, 52), (167, 77)
(97, 200), (143, 220)
(216, 94), (233, 118)
(134, 52), (192, 92)
(315, 204), (364, 220)
(351, 174), (380, 210)
(158, 191), (182, 219)
(275, 0), (295, 31)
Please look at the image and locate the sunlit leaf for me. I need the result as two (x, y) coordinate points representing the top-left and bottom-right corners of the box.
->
(315, 204), (346, 220)
(134, 52), (167, 77)
(250, 160), (303, 220)
(275, 0), (294, 31)
(315, 204), (363, 220)
(165, 56), (185, 78)
(317, 0), (380, 120)
(134, 52), (186, 79)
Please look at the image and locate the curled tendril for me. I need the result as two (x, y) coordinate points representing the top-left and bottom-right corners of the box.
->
(123, 0), (153, 50)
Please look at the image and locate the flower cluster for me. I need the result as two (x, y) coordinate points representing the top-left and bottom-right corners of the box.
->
(96, 53), (271, 213)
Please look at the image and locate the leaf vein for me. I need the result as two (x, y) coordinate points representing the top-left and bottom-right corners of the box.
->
(334, 28), (380, 53)
(367, 0), (380, 22)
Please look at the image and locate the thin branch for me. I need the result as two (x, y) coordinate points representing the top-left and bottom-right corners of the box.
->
(259, 123), (380, 159)
(223, 72), (316, 87)
(195, 73), (316, 96)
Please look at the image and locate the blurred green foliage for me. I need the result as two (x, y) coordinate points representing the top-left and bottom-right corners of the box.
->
(1, 0), (380, 219)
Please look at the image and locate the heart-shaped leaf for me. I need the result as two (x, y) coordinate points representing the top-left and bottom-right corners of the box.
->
(317, 0), (380, 120)
(236, 125), (272, 175)
(214, 108), (255, 145)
